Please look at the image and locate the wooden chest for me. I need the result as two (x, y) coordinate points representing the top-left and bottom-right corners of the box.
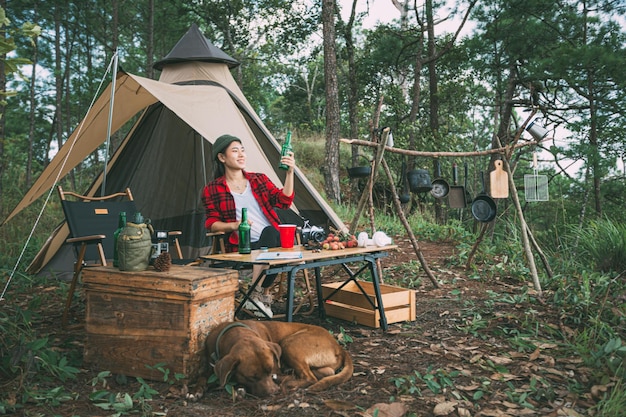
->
(322, 281), (416, 328)
(82, 265), (238, 382)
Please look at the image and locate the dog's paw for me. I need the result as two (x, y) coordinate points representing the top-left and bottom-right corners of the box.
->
(185, 387), (204, 402)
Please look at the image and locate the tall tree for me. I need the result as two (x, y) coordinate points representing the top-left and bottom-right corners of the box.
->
(322, 0), (341, 202)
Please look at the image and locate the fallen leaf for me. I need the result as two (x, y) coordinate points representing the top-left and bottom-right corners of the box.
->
(365, 402), (408, 417)
(457, 384), (480, 391)
(590, 384), (609, 398)
(556, 408), (583, 417)
(470, 354), (483, 363)
(261, 404), (282, 411)
(433, 401), (458, 416)
(487, 355), (513, 365)
(324, 399), (357, 411)
(529, 348), (540, 361)
(457, 407), (472, 417)
(489, 372), (520, 381)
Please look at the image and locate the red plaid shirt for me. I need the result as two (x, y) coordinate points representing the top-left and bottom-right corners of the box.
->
(202, 171), (294, 251)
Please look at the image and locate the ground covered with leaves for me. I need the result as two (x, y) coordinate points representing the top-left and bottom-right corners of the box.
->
(4, 237), (603, 416)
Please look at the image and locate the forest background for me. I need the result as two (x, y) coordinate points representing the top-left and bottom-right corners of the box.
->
(1, 0), (626, 415)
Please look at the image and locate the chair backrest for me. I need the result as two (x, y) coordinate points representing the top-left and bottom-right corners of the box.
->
(58, 186), (137, 263)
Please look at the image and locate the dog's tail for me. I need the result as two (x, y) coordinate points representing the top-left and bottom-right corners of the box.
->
(307, 349), (354, 392)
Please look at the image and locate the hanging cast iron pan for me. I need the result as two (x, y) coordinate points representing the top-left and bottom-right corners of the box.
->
(430, 160), (450, 199)
(448, 163), (467, 208)
(471, 171), (497, 222)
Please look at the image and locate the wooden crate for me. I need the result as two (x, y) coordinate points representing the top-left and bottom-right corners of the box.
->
(321, 281), (415, 328)
(82, 265), (238, 382)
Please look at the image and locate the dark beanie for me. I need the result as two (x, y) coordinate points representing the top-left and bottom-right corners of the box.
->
(212, 134), (241, 161)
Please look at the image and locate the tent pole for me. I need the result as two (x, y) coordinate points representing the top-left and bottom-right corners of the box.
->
(102, 48), (119, 195)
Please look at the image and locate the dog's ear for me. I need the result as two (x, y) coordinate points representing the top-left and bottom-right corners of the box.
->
(214, 355), (239, 387)
(269, 342), (282, 368)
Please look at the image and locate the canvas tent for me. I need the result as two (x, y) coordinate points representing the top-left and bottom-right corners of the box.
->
(3, 23), (345, 279)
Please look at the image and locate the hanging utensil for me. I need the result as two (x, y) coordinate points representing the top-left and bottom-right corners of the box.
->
(524, 152), (549, 201)
(464, 162), (471, 207)
(398, 160), (411, 203)
(490, 159), (509, 198)
(471, 171), (497, 222)
(448, 163), (466, 209)
(430, 160), (450, 199)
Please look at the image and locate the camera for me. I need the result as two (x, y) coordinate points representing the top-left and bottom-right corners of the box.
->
(300, 220), (326, 244)
(151, 230), (169, 259)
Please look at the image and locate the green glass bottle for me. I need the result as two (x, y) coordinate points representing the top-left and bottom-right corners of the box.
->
(238, 208), (251, 254)
(113, 211), (126, 267)
(278, 131), (292, 170)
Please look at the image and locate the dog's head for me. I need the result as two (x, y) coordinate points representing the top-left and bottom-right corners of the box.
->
(213, 338), (282, 397)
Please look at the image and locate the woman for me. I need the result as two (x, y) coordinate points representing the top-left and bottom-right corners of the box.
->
(202, 134), (296, 317)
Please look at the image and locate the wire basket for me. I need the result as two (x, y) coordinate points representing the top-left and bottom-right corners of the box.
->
(524, 152), (549, 202)
(524, 173), (549, 201)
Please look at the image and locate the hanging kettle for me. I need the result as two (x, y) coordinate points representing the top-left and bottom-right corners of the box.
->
(407, 168), (432, 193)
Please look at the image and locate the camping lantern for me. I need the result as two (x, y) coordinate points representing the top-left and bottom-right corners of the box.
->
(407, 169), (432, 193)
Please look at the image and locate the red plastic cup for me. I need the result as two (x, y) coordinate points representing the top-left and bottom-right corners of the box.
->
(279, 224), (297, 248)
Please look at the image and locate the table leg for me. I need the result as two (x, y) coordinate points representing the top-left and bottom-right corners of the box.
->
(235, 270), (272, 319)
(314, 266), (325, 319)
(366, 255), (388, 330)
(285, 268), (297, 322)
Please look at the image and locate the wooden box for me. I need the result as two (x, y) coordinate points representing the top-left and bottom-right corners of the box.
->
(321, 281), (416, 328)
(82, 265), (238, 382)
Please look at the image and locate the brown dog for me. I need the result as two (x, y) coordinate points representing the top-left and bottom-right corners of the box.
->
(204, 320), (353, 397)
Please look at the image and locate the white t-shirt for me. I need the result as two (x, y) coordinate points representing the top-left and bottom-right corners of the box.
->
(231, 181), (271, 242)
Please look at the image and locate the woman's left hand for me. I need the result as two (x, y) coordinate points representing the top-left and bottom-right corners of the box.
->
(280, 151), (296, 172)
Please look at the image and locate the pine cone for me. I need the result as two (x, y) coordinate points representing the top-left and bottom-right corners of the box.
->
(153, 252), (172, 272)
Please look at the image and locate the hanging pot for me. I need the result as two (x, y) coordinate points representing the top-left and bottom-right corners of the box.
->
(407, 168), (432, 193)
(471, 171), (497, 222)
(430, 160), (450, 199)
(346, 155), (372, 179)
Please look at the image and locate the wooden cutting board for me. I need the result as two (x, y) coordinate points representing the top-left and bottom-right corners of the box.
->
(490, 160), (509, 198)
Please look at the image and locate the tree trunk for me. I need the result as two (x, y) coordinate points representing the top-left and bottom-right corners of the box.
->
(27, 34), (39, 187)
(341, 0), (361, 199)
(426, 0), (444, 223)
(0, 0), (6, 197)
(322, 0), (341, 203)
(146, 0), (155, 79)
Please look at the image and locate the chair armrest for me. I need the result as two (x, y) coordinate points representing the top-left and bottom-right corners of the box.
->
(66, 234), (106, 244)
(206, 231), (226, 255)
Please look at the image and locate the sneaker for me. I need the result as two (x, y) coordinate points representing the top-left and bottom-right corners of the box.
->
(244, 295), (274, 319)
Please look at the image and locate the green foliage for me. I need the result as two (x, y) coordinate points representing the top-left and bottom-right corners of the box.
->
(390, 366), (460, 397)
(0, 283), (79, 413)
(564, 218), (626, 273)
(591, 377), (626, 417)
(89, 370), (168, 416)
(145, 362), (185, 385)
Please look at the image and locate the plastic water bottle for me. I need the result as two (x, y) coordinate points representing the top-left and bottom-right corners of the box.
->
(238, 208), (251, 254)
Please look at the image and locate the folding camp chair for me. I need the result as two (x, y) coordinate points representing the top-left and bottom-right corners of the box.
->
(58, 186), (183, 325)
